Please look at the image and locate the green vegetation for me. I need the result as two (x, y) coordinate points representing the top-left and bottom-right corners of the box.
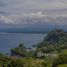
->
(36, 29), (67, 53)
(0, 29), (67, 67)
(10, 43), (27, 57)
(57, 64), (67, 67)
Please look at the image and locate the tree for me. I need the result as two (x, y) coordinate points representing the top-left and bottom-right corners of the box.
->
(10, 43), (27, 57)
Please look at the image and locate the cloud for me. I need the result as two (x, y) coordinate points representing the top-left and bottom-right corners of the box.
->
(0, 15), (13, 24)
(1, 0), (67, 14)
(0, 0), (67, 25)
(0, 12), (67, 25)
(23, 12), (47, 18)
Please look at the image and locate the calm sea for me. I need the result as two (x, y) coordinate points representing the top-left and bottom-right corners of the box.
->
(0, 33), (46, 53)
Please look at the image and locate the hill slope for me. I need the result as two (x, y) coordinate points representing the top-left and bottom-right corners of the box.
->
(37, 29), (67, 53)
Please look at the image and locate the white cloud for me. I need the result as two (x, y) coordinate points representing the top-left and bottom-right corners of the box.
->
(0, 13), (67, 25)
(1, 0), (67, 14)
(0, 0), (67, 24)
(22, 12), (47, 18)
(0, 15), (13, 24)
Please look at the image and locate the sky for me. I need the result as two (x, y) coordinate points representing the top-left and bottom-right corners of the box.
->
(0, 0), (67, 26)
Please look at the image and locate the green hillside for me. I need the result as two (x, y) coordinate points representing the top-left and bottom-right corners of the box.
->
(37, 29), (67, 53)
(0, 29), (67, 67)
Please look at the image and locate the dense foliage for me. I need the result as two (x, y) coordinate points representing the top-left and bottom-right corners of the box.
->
(10, 43), (27, 57)
(0, 29), (67, 67)
(36, 29), (67, 53)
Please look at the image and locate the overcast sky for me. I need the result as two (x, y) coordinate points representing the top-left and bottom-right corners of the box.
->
(0, 0), (67, 13)
(0, 0), (67, 24)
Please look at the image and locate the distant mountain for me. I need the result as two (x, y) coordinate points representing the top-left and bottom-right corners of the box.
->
(0, 23), (67, 33)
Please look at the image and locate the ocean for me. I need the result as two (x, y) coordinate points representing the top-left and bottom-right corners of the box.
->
(0, 33), (46, 53)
